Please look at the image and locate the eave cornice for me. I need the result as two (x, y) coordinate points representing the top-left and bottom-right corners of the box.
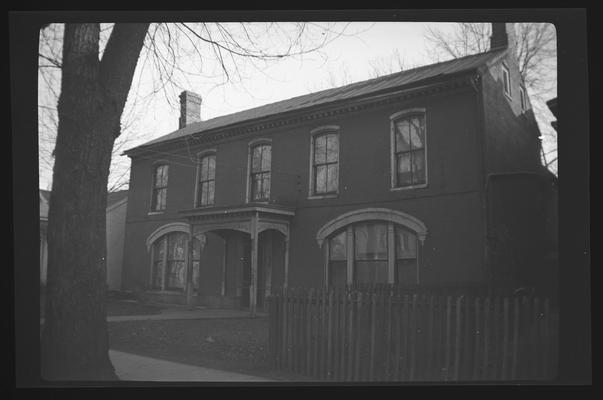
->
(128, 74), (475, 157)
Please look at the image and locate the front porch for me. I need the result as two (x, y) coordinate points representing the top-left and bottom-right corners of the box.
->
(174, 203), (295, 317)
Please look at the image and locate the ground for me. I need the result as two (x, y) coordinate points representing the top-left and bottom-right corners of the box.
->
(108, 317), (310, 381)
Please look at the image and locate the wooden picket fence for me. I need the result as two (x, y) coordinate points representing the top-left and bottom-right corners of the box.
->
(267, 286), (558, 382)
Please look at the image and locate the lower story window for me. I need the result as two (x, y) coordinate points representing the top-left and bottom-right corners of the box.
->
(151, 232), (205, 291)
(325, 221), (419, 286)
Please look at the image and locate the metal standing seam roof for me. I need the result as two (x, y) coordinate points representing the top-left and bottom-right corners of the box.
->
(126, 49), (507, 153)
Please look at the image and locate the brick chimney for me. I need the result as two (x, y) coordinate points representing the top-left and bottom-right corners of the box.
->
(490, 23), (516, 50)
(179, 90), (202, 129)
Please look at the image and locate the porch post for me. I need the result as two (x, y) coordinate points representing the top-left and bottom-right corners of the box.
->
(284, 235), (290, 290)
(250, 212), (259, 318)
(264, 233), (272, 302)
(221, 235), (227, 297)
(186, 223), (194, 309)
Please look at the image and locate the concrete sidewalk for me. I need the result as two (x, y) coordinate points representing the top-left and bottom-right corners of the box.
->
(110, 350), (273, 382)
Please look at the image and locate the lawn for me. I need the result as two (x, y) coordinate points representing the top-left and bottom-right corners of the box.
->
(40, 291), (163, 317)
(108, 318), (312, 381)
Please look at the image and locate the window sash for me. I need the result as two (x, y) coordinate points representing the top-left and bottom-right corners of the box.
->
(197, 155), (216, 207)
(152, 165), (168, 211)
(393, 115), (426, 188)
(251, 171), (270, 200)
(313, 132), (339, 194)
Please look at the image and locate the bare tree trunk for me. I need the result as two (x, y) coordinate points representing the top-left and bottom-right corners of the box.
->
(41, 23), (148, 380)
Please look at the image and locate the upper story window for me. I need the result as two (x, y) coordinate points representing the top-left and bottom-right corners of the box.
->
(502, 64), (511, 98)
(391, 112), (426, 189)
(250, 144), (271, 201)
(196, 153), (216, 207)
(519, 86), (527, 111)
(151, 164), (168, 211)
(311, 129), (339, 196)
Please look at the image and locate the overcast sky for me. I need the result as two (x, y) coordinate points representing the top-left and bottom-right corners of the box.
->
(38, 22), (557, 190)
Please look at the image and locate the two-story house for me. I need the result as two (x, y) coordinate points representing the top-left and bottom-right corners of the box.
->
(122, 23), (555, 315)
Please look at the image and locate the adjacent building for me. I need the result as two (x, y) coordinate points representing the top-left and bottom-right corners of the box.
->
(40, 189), (129, 291)
(121, 23), (556, 315)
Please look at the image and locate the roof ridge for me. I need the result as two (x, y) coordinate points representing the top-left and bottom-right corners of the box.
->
(127, 48), (506, 153)
(190, 49), (504, 127)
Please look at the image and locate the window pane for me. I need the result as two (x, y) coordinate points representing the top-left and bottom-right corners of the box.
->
(409, 116), (424, 149)
(396, 153), (412, 186)
(314, 136), (326, 164)
(329, 260), (347, 286)
(326, 164), (338, 193)
(262, 174), (270, 199)
(155, 166), (163, 187)
(153, 261), (164, 288)
(261, 146), (271, 172)
(252, 146), (262, 172)
(329, 231), (347, 260)
(326, 134), (338, 162)
(396, 259), (418, 284)
(168, 233), (186, 260)
(207, 180), (215, 204)
(355, 261), (388, 284)
(153, 236), (167, 260)
(412, 150), (426, 184)
(395, 120), (411, 152)
(200, 182), (208, 206)
(193, 261), (200, 289)
(167, 261), (186, 289)
(199, 157), (208, 181)
(315, 165), (327, 193)
(355, 223), (387, 260)
(395, 227), (417, 259)
(207, 156), (216, 179)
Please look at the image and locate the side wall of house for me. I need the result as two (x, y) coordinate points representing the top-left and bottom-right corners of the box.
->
(122, 83), (488, 296)
(481, 51), (552, 292)
(106, 200), (127, 291)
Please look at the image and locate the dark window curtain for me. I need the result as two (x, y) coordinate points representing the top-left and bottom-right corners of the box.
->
(395, 226), (418, 284)
(354, 223), (388, 284)
(329, 230), (347, 286)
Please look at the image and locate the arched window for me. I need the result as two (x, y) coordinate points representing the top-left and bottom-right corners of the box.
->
(196, 153), (216, 207)
(317, 209), (426, 286)
(150, 232), (205, 291)
(250, 143), (271, 201)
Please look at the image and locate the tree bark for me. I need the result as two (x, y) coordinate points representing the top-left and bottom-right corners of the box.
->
(41, 22), (149, 381)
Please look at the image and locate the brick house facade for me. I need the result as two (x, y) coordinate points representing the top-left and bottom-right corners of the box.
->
(122, 24), (556, 315)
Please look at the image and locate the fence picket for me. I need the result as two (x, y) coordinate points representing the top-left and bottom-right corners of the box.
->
(268, 287), (556, 384)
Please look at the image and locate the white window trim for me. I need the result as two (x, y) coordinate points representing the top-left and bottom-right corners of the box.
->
(149, 160), (169, 214)
(193, 149), (217, 208)
(502, 63), (512, 99)
(246, 138), (272, 203)
(389, 108), (428, 191)
(308, 125), (341, 199)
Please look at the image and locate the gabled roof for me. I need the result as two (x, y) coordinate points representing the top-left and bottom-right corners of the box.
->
(125, 48), (507, 154)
